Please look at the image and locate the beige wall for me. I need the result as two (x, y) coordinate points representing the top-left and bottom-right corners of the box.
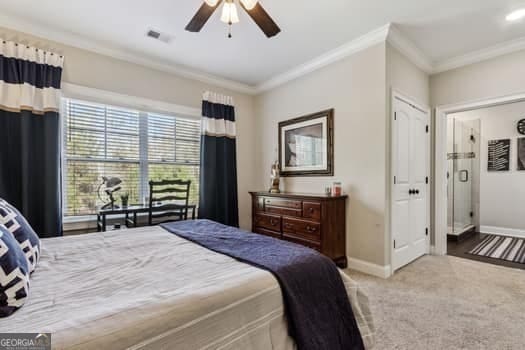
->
(255, 43), (388, 266)
(0, 26), (257, 230)
(431, 49), (525, 107)
(387, 43), (430, 107)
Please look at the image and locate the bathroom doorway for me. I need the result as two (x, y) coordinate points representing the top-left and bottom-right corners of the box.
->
(443, 101), (525, 269)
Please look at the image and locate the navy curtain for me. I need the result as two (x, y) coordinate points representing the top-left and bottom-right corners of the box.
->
(0, 41), (64, 237)
(198, 92), (239, 227)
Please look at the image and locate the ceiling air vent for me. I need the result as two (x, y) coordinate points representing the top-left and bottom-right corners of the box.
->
(146, 28), (173, 44)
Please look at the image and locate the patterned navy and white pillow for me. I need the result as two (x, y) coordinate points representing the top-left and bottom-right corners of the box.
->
(0, 224), (30, 317)
(0, 199), (40, 274)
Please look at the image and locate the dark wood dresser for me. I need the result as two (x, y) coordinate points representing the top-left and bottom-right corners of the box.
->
(249, 192), (348, 268)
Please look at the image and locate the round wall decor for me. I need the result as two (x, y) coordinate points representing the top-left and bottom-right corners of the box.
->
(518, 119), (525, 135)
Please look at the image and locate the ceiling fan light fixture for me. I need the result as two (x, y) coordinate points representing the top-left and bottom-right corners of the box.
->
(506, 8), (525, 21)
(204, 0), (219, 7)
(240, 0), (258, 10)
(221, 1), (239, 24)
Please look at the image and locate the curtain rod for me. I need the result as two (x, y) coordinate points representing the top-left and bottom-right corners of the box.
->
(1, 38), (64, 58)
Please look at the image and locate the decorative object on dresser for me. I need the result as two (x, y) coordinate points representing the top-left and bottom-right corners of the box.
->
(269, 160), (281, 193)
(279, 109), (334, 177)
(250, 192), (347, 267)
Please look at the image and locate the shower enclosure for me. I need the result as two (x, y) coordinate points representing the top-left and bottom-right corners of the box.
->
(447, 117), (480, 237)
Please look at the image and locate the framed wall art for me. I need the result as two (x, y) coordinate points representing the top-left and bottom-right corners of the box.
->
(278, 109), (334, 177)
(487, 139), (510, 172)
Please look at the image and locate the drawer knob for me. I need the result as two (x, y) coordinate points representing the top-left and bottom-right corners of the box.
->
(306, 226), (317, 232)
(285, 223), (293, 228)
(270, 219), (278, 226)
(309, 207), (314, 213)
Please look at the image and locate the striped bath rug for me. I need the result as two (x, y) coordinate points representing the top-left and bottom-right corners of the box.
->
(468, 235), (525, 264)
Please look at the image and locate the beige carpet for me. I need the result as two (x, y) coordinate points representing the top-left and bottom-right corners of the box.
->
(346, 255), (525, 350)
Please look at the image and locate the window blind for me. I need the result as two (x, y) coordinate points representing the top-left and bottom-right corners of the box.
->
(147, 114), (200, 205)
(64, 99), (201, 217)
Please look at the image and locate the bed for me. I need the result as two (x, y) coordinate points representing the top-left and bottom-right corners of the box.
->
(0, 224), (374, 349)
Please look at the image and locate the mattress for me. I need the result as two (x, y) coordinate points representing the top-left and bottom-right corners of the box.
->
(0, 226), (374, 349)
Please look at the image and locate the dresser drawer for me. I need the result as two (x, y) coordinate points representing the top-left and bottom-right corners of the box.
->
(302, 201), (321, 221)
(264, 197), (302, 209)
(254, 213), (281, 232)
(282, 217), (321, 242)
(254, 227), (281, 239)
(283, 233), (320, 251)
(266, 206), (302, 217)
(254, 196), (265, 212)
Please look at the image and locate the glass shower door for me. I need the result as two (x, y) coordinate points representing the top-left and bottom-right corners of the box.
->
(453, 120), (473, 233)
(447, 118), (479, 235)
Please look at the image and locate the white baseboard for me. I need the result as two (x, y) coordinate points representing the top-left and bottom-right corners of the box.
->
(480, 225), (525, 238)
(347, 257), (391, 279)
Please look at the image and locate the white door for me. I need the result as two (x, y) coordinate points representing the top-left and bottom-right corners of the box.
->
(392, 98), (430, 271)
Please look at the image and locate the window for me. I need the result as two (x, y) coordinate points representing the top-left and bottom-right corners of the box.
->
(147, 114), (200, 205)
(63, 99), (200, 217)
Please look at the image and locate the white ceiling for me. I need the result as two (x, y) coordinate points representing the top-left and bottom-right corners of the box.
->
(1, 0), (525, 88)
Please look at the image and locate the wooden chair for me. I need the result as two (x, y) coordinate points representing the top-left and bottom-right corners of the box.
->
(148, 179), (191, 226)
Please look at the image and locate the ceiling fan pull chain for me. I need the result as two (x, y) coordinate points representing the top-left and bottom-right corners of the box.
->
(228, 23), (232, 38)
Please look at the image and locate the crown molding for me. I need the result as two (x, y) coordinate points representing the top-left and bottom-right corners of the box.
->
(0, 13), (258, 95)
(432, 35), (525, 74)
(386, 25), (434, 73)
(3, 11), (525, 95)
(255, 24), (391, 93)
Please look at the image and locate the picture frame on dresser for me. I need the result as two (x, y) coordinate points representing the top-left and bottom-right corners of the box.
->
(278, 109), (334, 177)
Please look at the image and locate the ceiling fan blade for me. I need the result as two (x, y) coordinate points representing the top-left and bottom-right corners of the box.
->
(240, 2), (281, 38)
(185, 1), (223, 32)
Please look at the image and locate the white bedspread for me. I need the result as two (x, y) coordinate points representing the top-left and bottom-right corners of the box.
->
(0, 226), (374, 349)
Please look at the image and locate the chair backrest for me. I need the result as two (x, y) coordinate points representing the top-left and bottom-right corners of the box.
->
(148, 179), (191, 225)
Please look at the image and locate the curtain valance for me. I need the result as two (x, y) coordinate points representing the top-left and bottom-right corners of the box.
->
(0, 40), (64, 114)
(201, 91), (236, 139)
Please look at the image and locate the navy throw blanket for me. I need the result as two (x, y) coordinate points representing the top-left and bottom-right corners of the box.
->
(161, 219), (364, 350)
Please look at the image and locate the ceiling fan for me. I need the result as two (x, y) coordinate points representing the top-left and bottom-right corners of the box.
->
(185, 0), (281, 38)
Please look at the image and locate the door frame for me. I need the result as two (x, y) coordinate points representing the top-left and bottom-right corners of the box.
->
(390, 89), (431, 274)
(434, 91), (525, 255)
